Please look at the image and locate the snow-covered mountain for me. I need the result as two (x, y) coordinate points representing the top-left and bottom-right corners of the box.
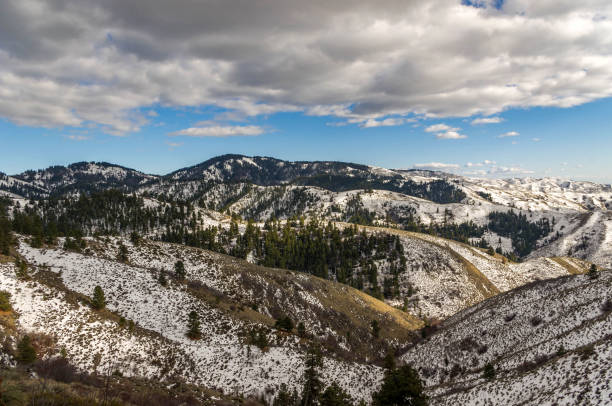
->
(2, 154), (611, 268)
(11, 161), (158, 196)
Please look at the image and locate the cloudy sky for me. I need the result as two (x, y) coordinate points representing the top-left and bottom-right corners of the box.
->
(1, 0), (611, 182)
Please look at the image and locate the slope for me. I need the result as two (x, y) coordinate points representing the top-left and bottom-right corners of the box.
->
(400, 270), (612, 405)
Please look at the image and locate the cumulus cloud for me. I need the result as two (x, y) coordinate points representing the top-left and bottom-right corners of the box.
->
(498, 131), (520, 138)
(471, 117), (504, 125)
(413, 162), (461, 171)
(1, 0), (612, 134)
(424, 123), (467, 139)
(436, 131), (467, 139)
(425, 124), (457, 133)
(488, 166), (535, 175)
(169, 125), (264, 137)
(360, 117), (413, 128)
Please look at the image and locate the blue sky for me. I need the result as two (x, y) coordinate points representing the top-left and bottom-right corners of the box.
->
(2, 97), (610, 183)
(1, 0), (611, 183)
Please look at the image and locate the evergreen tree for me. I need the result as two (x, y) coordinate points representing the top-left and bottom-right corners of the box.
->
(371, 320), (380, 339)
(274, 383), (299, 406)
(319, 383), (353, 406)
(16, 335), (36, 364)
(275, 316), (294, 332)
(158, 272), (168, 286)
(92, 285), (106, 310)
(117, 242), (129, 262)
(301, 345), (324, 406)
(372, 365), (428, 406)
(175, 260), (186, 280)
(130, 231), (141, 246)
(383, 352), (396, 370)
(483, 363), (496, 381)
(187, 310), (202, 339)
(0, 291), (12, 312)
(14, 259), (29, 280)
(588, 263), (599, 279)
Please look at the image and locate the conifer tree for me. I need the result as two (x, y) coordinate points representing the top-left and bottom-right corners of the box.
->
(158, 272), (167, 286)
(371, 320), (380, 339)
(372, 365), (428, 406)
(483, 363), (496, 381)
(301, 345), (324, 406)
(175, 260), (186, 280)
(274, 383), (299, 406)
(319, 382), (353, 406)
(16, 335), (37, 364)
(92, 285), (106, 310)
(187, 310), (201, 339)
(117, 242), (129, 263)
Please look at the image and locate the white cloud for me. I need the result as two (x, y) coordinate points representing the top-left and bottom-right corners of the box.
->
(471, 117), (504, 125)
(425, 124), (456, 133)
(424, 123), (467, 139)
(1, 1), (612, 134)
(360, 117), (413, 128)
(436, 131), (467, 139)
(413, 162), (460, 170)
(488, 166), (535, 175)
(498, 131), (520, 138)
(532, 137), (541, 142)
(169, 125), (265, 137)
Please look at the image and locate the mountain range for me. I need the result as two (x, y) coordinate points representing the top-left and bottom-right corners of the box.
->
(0, 155), (610, 405)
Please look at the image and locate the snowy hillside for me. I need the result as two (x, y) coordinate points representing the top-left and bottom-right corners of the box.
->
(3, 235), (424, 402)
(400, 269), (612, 405)
(350, 225), (591, 320)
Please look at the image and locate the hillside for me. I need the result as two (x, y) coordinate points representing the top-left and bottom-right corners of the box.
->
(2, 235), (422, 402)
(401, 269), (612, 405)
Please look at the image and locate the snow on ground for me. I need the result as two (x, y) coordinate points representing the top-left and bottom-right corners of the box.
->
(15, 239), (385, 402)
(401, 270), (612, 405)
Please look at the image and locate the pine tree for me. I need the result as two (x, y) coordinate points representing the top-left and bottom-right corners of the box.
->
(187, 310), (201, 339)
(383, 352), (396, 370)
(301, 345), (324, 406)
(371, 320), (380, 339)
(0, 291), (12, 312)
(175, 260), (186, 280)
(319, 382), (353, 406)
(92, 285), (106, 310)
(274, 383), (299, 406)
(16, 335), (37, 364)
(372, 365), (428, 406)
(117, 242), (129, 263)
(158, 272), (167, 286)
(275, 316), (294, 332)
(483, 363), (496, 381)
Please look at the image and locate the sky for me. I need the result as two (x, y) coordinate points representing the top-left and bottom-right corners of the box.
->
(0, 0), (611, 183)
